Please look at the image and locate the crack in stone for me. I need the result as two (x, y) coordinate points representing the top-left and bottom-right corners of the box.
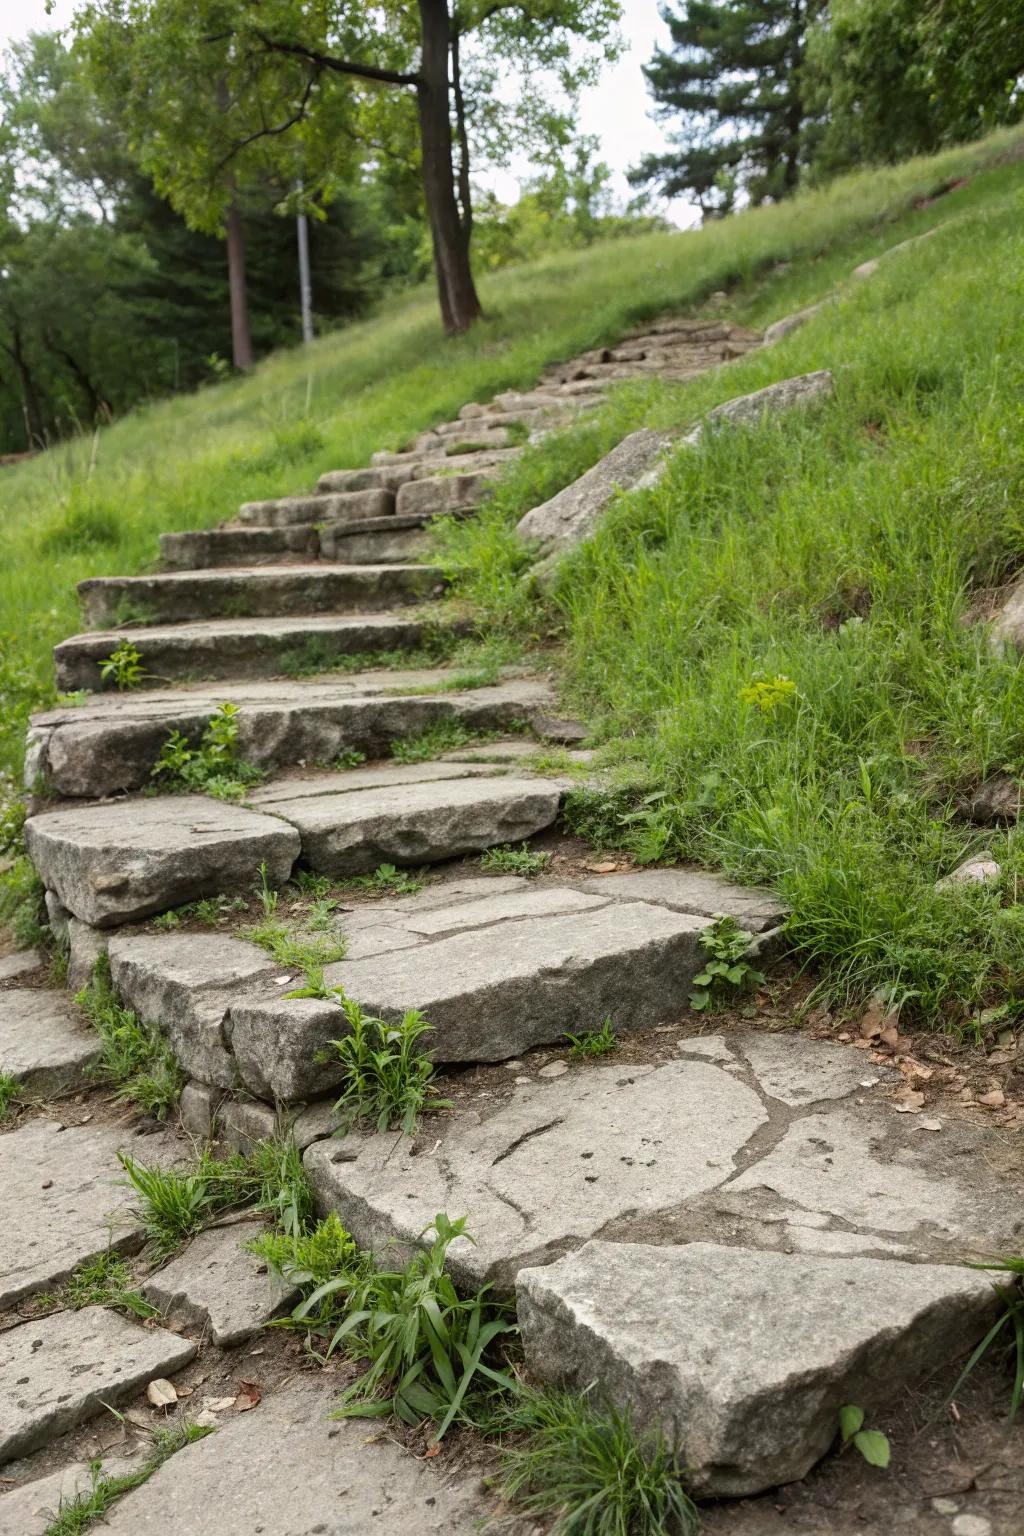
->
(490, 1117), (565, 1167)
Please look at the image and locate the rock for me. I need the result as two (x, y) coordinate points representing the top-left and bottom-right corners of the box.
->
(237, 488), (394, 527)
(936, 852), (1001, 890)
(304, 1059), (767, 1290)
(245, 759), (504, 806)
(96, 1379), (483, 1535)
(179, 1080), (223, 1139)
(258, 774), (566, 876)
(762, 300), (828, 346)
(217, 1097), (280, 1151)
(675, 1035), (734, 1063)
(396, 472), (492, 517)
(538, 1061), (569, 1078)
(77, 563), (439, 628)
(141, 1225), (297, 1347)
(0, 948), (45, 981)
(66, 917), (107, 992)
(318, 516), (433, 565)
(25, 797), (299, 928)
(577, 867), (786, 932)
(702, 369), (834, 434)
(0, 988), (97, 1095)
(969, 774), (1021, 824)
(735, 1033), (885, 1105)
(0, 1307), (196, 1462)
(159, 524), (319, 569)
(1, 1120), (179, 1307)
(145, 1378), (178, 1407)
(531, 714), (589, 745)
(516, 428), (678, 556)
(516, 1240), (1000, 1496)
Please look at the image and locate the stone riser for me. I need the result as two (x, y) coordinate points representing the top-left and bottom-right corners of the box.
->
(77, 564), (441, 627)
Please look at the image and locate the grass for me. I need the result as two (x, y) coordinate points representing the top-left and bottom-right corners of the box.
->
(499, 1385), (700, 1536)
(323, 994), (451, 1136)
(480, 842), (552, 876)
(947, 1255), (1024, 1419)
(565, 1017), (619, 1058)
(42, 1420), (214, 1536)
(247, 918), (347, 970)
(40, 1252), (158, 1322)
(77, 957), (184, 1118)
(0, 1069), (22, 1121)
(347, 862), (425, 896)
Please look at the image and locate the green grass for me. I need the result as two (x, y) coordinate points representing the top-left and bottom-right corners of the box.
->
(565, 1018), (619, 1058)
(42, 1421), (214, 1536)
(77, 957), (184, 1118)
(58, 1252), (157, 1321)
(480, 842), (552, 876)
(0, 1069), (22, 1121)
(324, 994), (451, 1136)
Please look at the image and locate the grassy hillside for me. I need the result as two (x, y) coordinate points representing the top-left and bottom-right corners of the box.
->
(4, 127), (1024, 1026)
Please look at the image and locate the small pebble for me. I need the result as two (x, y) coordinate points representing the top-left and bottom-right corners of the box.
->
(951, 1516), (992, 1536)
(504, 1060), (524, 1071)
(538, 1061), (569, 1079)
(932, 1498), (959, 1515)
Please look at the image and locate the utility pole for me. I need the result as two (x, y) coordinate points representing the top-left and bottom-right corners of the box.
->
(296, 185), (314, 345)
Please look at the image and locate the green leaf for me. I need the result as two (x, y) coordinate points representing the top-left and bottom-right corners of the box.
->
(853, 1429), (891, 1468)
(838, 1403), (864, 1441)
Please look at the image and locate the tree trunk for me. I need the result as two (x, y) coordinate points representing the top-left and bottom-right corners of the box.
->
(225, 200), (254, 370)
(416, 0), (481, 335)
(1, 325), (46, 448)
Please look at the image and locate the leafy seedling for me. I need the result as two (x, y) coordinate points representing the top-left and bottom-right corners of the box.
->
(99, 639), (147, 691)
(838, 1404), (891, 1467)
(689, 914), (765, 1011)
(565, 1017), (619, 1058)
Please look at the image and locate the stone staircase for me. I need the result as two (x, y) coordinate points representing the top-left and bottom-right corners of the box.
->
(3, 300), (1021, 1531)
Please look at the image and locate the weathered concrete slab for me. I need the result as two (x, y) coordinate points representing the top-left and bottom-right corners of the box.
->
(517, 1241), (1000, 1497)
(141, 1223), (297, 1346)
(0, 988), (97, 1095)
(25, 797), (299, 927)
(78, 564), (440, 628)
(97, 1379), (483, 1534)
(0, 1307), (196, 1463)
(261, 774), (566, 875)
(29, 676), (556, 798)
(2, 1121), (178, 1307)
(578, 867), (786, 932)
(237, 488), (393, 527)
(305, 1059), (765, 1289)
(53, 612), (455, 691)
(0, 1448), (145, 1535)
(159, 524), (318, 570)
(734, 1033), (876, 1104)
(516, 428), (677, 555)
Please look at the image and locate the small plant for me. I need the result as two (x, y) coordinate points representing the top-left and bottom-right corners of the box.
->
(333, 747), (368, 769)
(738, 674), (797, 714)
(499, 1385), (700, 1536)
(77, 959), (183, 1119)
(249, 1211), (363, 1328)
(390, 720), (477, 764)
(306, 897), (339, 931)
(306, 1212), (516, 1439)
(99, 640), (147, 692)
(945, 1255), (1024, 1418)
(323, 993), (451, 1135)
(248, 919), (347, 971)
(565, 1017), (619, 1058)
(255, 860), (278, 917)
(119, 1153), (216, 1257)
(64, 1253), (157, 1321)
(290, 869), (335, 898)
(838, 1404), (891, 1468)
(349, 862), (424, 897)
(0, 1070), (22, 1121)
(42, 1419), (214, 1535)
(150, 703), (262, 800)
(689, 914), (766, 1012)
(481, 842), (552, 877)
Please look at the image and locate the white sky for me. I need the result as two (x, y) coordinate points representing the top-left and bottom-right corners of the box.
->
(0, 0), (696, 223)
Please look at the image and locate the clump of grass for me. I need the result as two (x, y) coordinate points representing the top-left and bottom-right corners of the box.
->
(77, 958), (184, 1119)
(249, 1211), (364, 1329)
(1, 857), (49, 949)
(152, 893), (249, 929)
(150, 703), (262, 800)
(42, 1419), (214, 1536)
(0, 1070), (22, 1121)
(348, 862), (424, 897)
(499, 1385), (700, 1536)
(481, 842), (551, 877)
(390, 720), (479, 763)
(324, 995), (451, 1136)
(565, 1017), (619, 1058)
(63, 1252), (157, 1321)
(946, 1255), (1024, 1418)
(248, 919), (347, 971)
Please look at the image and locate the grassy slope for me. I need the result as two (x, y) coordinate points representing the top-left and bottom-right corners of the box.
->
(3, 129), (1024, 1023)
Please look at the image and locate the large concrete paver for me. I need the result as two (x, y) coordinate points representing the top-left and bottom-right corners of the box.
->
(0, 988), (97, 1094)
(141, 1223), (297, 1346)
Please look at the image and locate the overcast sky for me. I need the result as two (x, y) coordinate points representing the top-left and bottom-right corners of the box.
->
(0, 0), (695, 222)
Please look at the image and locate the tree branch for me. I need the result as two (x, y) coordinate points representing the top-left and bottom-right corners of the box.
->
(212, 69), (320, 171)
(250, 30), (421, 89)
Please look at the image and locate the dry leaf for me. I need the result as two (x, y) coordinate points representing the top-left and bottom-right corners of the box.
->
(585, 861), (618, 874)
(914, 1118), (943, 1132)
(146, 1379), (177, 1408)
(234, 1381), (262, 1413)
(978, 1088), (1006, 1108)
(423, 1445), (440, 1459)
(858, 1002), (885, 1038)
(205, 1396), (237, 1414)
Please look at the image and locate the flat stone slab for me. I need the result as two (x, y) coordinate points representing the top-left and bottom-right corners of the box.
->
(25, 797), (299, 927)
(517, 1241), (1000, 1497)
(1, 1120), (179, 1308)
(159, 524), (318, 569)
(97, 1379), (482, 1534)
(578, 867), (786, 932)
(0, 1448), (145, 1535)
(396, 472), (491, 517)
(28, 676), (556, 798)
(0, 951), (44, 981)
(77, 564), (439, 628)
(53, 611), (451, 691)
(305, 1059), (766, 1289)
(258, 773), (567, 875)
(0, 1307), (196, 1463)
(0, 988), (98, 1094)
(141, 1223), (297, 1346)
(246, 758), (506, 805)
(238, 487), (394, 527)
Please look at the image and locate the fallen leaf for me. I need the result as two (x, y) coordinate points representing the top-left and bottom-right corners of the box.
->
(193, 1409), (219, 1429)
(423, 1445), (440, 1458)
(205, 1396), (237, 1413)
(146, 1379), (177, 1408)
(858, 1002), (885, 1039)
(914, 1118), (943, 1132)
(978, 1088), (1006, 1108)
(836, 1031), (852, 1043)
(234, 1381), (262, 1413)
(894, 1089), (925, 1113)
(585, 861), (618, 874)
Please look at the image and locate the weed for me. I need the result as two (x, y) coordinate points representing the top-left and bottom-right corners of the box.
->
(42, 1419), (214, 1535)
(150, 703), (261, 800)
(322, 993), (451, 1135)
(838, 1404), (891, 1468)
(2, 858), (49, 949)
(499, 1384), (700, 1536)
(254, 860), (278, 917)
(306, 897), (339, 931)
(99, 640), (147, 692)
(290, 869), (336, 898)
(249, 1211), (364, 1328)
(390, 720), (478, 763)
(945, 1255), (1024, 1418)
(63, 1253), (157, 1321)
(480, 842), (551, 877)
(77, 959), (183, 1119)
(0, 1070), (21, 1121)
(118, 1153), (215, 1257)
(307, 1212), (516, 1439)
(248, 919), (347, 971)
(689, 916), (766, 1012)
(0, 796), (26, 856)
(565, 1017), (619, 1058)
(333, 747), (368, 769)
(348, 862), (424, 897)
(738, 674), (797, 714)
(151, 909), (180, 930)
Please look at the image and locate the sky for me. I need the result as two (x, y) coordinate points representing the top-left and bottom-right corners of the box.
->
(0, 0), (694, 222)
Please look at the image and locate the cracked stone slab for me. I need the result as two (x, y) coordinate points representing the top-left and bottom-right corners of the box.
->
(25, 797), (299, 927)
(516, 1241), (1001, 1497)
(260, 774), (568, 875)
(0, 1448), (145, 1535)
(304, 1059), (767, 1289)
(96, 1379), (483, 1535)
(141, 1224), (297, 1346)
(577, 867), (786, 932)
(77, 564), (439, 628)
(2, 1121), (180, 1308)
(29, 676), (556, 798)
(734, 1032), (890, 1104)
(0, 1307), (196, 1464)
(0, 989), (98, 1095)
(246, 758), (506, 806)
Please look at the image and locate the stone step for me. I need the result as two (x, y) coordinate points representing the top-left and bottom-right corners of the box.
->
(140, 1224), (297, 1347)
(395, 471), (491, 517)
(237, 487), (393, 528)
(77, 563), (441, 628)
(316, 445), (521, 495)
(54, 612), (458, 691)
(372, 425), (514, 464)
(28, 675), (557, 798)
(159, 525), (317, 569)
(0, 988), (98, 1095)
(318, 509), (464, 564)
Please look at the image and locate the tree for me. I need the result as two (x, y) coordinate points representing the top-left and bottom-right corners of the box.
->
(630, 1), (824, 217)
(76, 1), (622, 337)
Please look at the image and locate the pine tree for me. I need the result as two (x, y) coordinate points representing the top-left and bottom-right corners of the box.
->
(631, 1), (824, 216)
